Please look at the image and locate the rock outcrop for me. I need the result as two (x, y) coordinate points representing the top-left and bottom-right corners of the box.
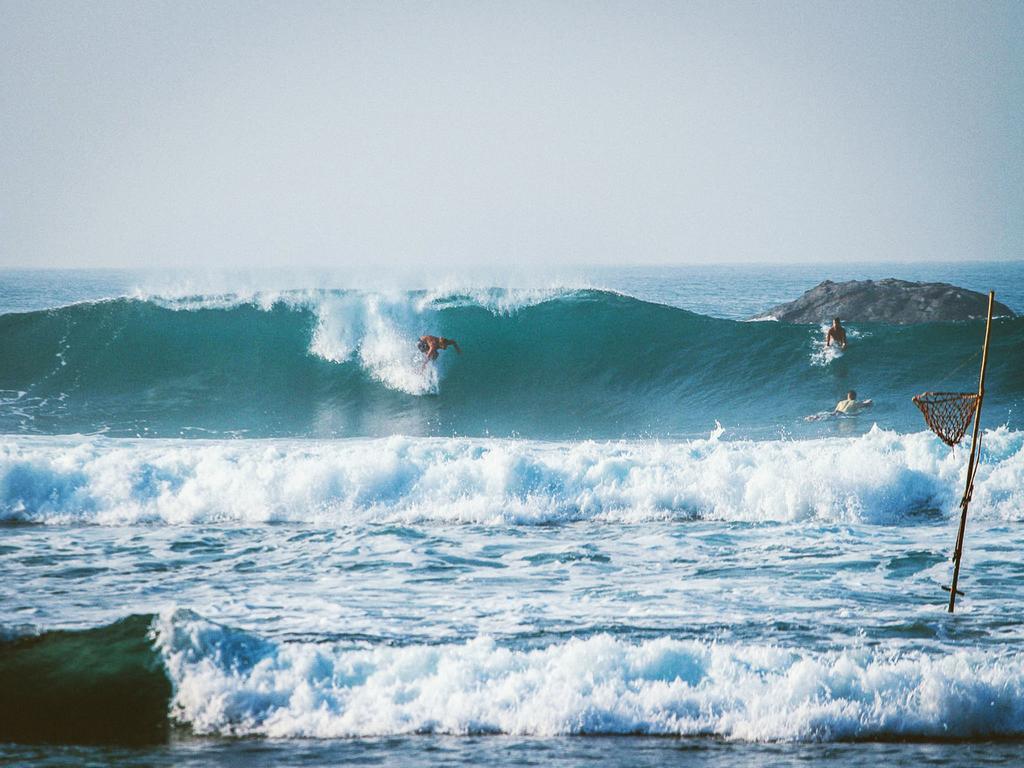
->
(751, 279), (1015, 324)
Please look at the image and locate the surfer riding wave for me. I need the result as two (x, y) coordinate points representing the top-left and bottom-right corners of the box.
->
(418, 335), (461, 369)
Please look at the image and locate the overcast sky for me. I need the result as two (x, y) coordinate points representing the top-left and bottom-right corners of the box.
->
(1, 0), (1021, 269)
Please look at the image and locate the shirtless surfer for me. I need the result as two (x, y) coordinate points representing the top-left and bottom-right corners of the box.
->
(825, 317), (848, 350)
(834, 390), (872, 415)
(418, 335), (461, 369)
(804, 390), (873, 421)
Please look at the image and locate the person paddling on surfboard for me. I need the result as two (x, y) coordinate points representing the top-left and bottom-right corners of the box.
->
(834, 390), (872, 415)
(804, 390), (872, 421)
(825, 317), (848, 350)
(418, 335), (461, 369)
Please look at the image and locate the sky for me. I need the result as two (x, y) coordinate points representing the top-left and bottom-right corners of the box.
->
(1, 0), (1022, 270)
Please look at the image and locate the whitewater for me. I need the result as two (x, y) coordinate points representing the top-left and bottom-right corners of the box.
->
(1, 264), (1023, 767)
(2, 428), (1023, 526)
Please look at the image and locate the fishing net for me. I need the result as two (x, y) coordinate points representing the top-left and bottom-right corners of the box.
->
(912, 392), (979, 448)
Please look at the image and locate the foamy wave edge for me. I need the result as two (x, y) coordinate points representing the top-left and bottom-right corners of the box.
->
(129, 285), (585, 315)
(1, 427), (1021, 525)
(153, 608), (1024, 740)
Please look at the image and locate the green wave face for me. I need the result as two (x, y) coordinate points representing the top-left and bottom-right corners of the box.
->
(1, 290), (1021, 439)
(0, 615), (169, 745)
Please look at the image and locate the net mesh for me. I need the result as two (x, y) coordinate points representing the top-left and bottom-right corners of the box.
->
(912, 392), (979, 447)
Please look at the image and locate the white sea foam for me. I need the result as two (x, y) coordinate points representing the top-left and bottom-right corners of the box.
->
(153, 608), (1024, 740)
(414, 284), (578, 315)
(307, 292), (440, 395)
(134, 285), (576, 316)
(1, 427), (1020, 526)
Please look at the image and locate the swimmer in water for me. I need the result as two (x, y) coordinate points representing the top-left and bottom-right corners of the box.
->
(418, 335), (461, 369)
(826, 317), (848, 350)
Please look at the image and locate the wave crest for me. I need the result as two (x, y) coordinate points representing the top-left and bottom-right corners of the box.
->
(153, 609), (1024, 740)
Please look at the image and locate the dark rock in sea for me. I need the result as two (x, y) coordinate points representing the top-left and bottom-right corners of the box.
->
(751, 279), (1016, 324)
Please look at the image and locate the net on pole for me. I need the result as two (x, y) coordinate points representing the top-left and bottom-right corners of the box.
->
(912, 392), (979, 448)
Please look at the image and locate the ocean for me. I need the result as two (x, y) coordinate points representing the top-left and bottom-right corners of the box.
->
(1, 263), (1023, 766)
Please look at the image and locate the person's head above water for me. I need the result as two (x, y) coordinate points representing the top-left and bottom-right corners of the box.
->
(833, 317), (842, 327)
(417, 339), (429, 353)
(847, 390), (857, 400)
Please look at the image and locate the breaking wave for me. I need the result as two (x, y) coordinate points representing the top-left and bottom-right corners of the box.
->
(155, 609), (1024, 741)
(1, 289), (1021, 439)
(1, 427), (1021, 526)
(6, 611), (1024, 743)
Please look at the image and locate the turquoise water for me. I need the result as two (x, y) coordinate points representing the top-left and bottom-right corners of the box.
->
(2, 270), (1022, 441)
(1, 264), (1023, 766)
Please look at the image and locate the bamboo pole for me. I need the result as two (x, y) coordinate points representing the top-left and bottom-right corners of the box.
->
(947, 290), (995, 613)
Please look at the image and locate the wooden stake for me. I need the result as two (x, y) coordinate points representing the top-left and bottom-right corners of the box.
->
(947, 290), (995, 613)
